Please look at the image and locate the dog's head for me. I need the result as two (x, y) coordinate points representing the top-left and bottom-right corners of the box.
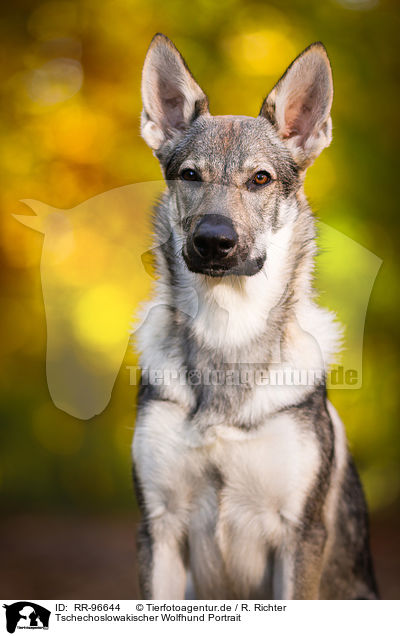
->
(141, 34), (333, 277)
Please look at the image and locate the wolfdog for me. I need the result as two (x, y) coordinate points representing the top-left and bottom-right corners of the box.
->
(132, 33), (378, 600)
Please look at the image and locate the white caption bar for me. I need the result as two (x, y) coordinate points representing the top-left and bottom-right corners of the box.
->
(1, 600), (398, 635)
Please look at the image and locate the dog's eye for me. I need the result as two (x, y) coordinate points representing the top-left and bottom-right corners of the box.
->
(252, 171), (272, 187)
(180, 168), (201, 182)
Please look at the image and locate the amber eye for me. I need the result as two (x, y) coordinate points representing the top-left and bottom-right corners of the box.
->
(252, 171), (272, 186)
(180, 168), (201, 182)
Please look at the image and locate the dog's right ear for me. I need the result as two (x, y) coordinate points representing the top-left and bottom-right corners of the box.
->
(141, 34), (209, 152)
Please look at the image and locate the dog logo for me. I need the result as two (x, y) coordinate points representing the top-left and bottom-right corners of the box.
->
(3, 602), (50, 633)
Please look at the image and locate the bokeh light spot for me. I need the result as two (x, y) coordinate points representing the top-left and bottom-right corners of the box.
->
(27, 58), (83, 105)
(73, 284), (132, 352)
(227, 29), (297, 76)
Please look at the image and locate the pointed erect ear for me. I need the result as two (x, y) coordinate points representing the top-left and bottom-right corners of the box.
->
(260, 43), (333, 168)
(141, 34), (209, 151)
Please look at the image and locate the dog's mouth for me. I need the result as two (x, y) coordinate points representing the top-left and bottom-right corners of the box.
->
(182, 215), (266, 277)
(182, 250), (266, 277)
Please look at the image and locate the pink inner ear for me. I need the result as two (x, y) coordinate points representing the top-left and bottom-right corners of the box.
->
(283, 101), (303, 139)
(283, 86), (318, 144)
(158, 78), (186, 131)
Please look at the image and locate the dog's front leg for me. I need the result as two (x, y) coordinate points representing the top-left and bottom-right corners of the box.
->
(274, 523), (327, 600)
(136, 513), (187, 599)
(133, 399), (193, 599)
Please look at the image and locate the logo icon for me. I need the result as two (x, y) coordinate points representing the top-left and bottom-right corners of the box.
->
(3, 603), (50, 633)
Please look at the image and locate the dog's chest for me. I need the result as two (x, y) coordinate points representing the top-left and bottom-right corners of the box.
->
(185, 415), (320, 595)
(134, 402), (320, 597)
(194, 416), (318, 532)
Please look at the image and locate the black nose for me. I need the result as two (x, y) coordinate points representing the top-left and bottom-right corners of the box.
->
(192, 214), (238, 261)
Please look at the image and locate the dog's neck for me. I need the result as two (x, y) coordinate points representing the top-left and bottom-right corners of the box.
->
(135, 197), (340, 422)
(143, 190), (341, 386)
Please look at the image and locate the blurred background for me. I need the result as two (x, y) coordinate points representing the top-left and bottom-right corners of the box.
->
(0, 0), (399, 599)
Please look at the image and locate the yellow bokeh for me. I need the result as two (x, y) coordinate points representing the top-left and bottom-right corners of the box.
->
(73, 283), (133, 352)
(305, 154), (337, 201)
(227, 29), (298, 76)
(40, 102), (116, 163)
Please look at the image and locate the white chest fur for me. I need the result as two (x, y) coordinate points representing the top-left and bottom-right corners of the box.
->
(133, 401), (320, 597)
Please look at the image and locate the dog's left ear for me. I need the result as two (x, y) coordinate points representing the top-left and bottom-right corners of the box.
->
(141, 33), (209, 152)
(260, 43), (333, 168)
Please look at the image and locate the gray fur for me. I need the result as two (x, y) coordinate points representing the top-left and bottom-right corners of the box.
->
(132, 34), (378, 600)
